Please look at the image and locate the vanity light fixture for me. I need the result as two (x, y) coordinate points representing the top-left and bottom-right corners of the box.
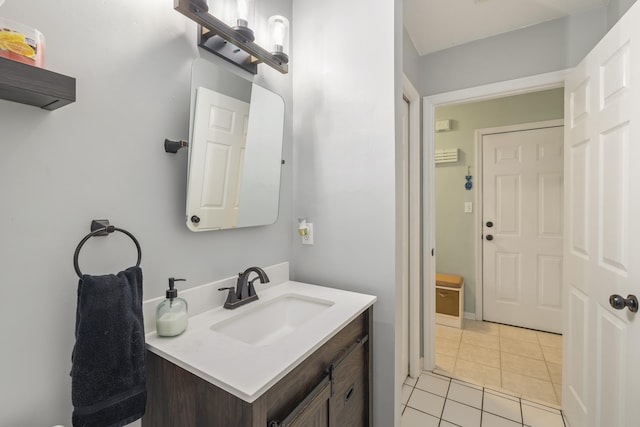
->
(174, 0), (289, 74)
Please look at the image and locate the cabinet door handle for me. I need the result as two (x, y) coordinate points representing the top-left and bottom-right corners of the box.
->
(344, 384), (355, 404)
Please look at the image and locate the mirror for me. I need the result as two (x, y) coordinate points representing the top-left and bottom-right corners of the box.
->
(185, 58), (285, 231)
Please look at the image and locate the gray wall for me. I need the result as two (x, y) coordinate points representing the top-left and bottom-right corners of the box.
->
(291, 0), (400, 425)
(420, 7), (608, 96)
(435, 89), (564, 315)
(403, 26), (424, 94)
(608, 0), (638, 27)
(0, 0), (292, 425)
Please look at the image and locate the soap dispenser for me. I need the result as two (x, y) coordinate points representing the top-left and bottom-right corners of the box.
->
(156, 277), (188, 337)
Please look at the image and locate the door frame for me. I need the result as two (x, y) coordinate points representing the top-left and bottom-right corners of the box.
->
(474, 119), (565, 323)
(422, 69), (569, 370)
(402, 74), (422, 379)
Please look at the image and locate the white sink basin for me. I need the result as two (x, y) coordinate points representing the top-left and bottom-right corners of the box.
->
(209, 293), (335, 346)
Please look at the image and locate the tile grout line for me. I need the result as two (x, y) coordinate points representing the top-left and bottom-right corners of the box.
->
(402, 377), (417, 417)
(440, 377), (452, 421)
(480, 386), (485, 427)
(483, 386), (526, 427)
(539, 332), (561, 406)
(519, 396), (524, 426)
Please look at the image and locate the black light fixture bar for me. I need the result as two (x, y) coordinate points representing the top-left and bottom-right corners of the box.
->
(174, 0), (288, 74)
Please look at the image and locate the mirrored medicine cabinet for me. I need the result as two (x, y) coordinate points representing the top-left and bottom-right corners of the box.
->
(185, 58), (285, 232)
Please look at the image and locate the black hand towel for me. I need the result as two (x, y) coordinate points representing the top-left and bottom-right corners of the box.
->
(71, 266), (146, 427)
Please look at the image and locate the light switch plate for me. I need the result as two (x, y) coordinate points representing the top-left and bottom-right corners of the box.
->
(464, 202), (473, 213)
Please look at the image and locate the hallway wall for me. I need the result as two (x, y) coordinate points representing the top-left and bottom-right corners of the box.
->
(607, 0), (638, 27)
(420, 7), (607, 96)
(403, 26), (424, 94)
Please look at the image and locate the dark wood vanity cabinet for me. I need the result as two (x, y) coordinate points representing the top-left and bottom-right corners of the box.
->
(144, 307), (372, 427)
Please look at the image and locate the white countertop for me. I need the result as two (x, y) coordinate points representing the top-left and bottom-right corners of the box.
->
(145, 280), (376, 403)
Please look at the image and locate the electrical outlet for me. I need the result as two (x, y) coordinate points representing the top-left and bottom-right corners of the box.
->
(302, 223), (314, 245)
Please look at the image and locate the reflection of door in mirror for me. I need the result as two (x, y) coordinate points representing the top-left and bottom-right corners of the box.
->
(185, 58), (285, 232)
(186, 87), (249, 231)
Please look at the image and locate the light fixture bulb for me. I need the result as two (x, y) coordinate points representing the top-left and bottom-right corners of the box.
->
(231, 0), (254, 41)
(267, 15), (290, 63)
(237, 0), (248, 21)
(273, 20), (285, 46)
(214, 0), (235, 27)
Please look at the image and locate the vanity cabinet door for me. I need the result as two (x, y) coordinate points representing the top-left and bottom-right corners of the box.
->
(263, 310), (369, 426)
(330, 337), (368, 427)
(269, 376), (331, 427)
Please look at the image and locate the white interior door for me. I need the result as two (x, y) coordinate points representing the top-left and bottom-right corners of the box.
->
(564, 3), (640, 427)
(482, 124), (564, 333)
(186, 87), (249, 231)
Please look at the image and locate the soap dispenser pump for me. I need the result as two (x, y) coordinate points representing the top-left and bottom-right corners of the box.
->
(156, 277), (188, 337)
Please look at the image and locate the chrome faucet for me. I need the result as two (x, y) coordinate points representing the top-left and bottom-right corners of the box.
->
(218, 267), (270, 309)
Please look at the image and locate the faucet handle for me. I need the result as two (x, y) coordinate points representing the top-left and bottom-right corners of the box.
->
(218, 287), (238, 306)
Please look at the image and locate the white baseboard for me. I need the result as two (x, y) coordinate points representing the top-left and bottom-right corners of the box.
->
(464, 311), (476, 320)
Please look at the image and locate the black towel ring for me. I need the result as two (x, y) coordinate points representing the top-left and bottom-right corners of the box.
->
(73, 220), (142, 279)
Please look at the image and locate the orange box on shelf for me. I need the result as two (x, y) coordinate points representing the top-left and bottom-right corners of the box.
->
(0, 17), (45, 68)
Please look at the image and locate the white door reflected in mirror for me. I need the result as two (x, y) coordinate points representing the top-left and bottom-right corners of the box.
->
(185, 58), (285, 232)
(187, 87), (249, 231)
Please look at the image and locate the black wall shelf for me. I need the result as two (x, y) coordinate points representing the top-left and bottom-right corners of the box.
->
(0, 57), (76, 110)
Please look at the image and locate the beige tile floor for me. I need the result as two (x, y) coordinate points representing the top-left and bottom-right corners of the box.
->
(434, 319), (563, 407)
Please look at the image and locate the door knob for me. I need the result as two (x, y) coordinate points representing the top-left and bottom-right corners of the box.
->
(485, 234), (494, 241)
(609, 294), (638, 313)
(486, 221), (494, 228)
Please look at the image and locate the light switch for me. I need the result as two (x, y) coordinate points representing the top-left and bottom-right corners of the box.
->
(464, 202), (473, 213)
